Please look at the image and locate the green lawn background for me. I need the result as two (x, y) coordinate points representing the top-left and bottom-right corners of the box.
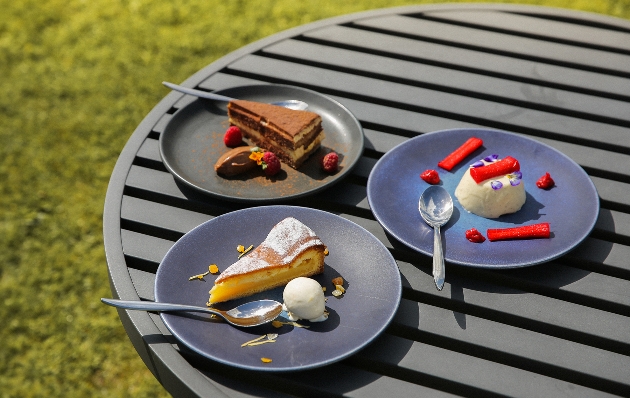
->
(1, 0), (628, 396)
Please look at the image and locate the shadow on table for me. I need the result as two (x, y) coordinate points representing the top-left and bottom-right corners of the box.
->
(164, 272), (417, 395)
(384, 207), (614, 329)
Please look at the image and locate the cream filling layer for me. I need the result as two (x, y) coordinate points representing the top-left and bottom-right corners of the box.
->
(260, 119), (321, 145)
(238, 121), (325, 162)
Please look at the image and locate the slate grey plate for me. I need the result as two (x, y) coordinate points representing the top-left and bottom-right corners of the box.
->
(154, 206), (401, 372)
(159, 84), (364, 202)
(367, 128), (599, 268)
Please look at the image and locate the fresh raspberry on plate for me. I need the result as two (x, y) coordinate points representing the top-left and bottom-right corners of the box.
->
(223, 126), (242, 147)
(262, 152), (281, 176)
(420, 169), (440, 184)
(322, 152), (339, 173)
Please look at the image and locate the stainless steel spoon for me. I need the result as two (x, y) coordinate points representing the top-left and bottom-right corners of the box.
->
(418, 186), (454, 291)
(162, 81), (309, 110)
(101, 298), (283, 327)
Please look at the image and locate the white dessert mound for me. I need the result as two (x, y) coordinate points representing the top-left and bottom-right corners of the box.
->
(454, 167), (526, 219)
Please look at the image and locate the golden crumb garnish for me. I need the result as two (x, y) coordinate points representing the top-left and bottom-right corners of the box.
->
(332, 277), (344, 286)
(241, 333), (277, 347)
(271, 320), (283, 328)
(241, 335), (266, 347)
(188, 271), (209, 281)
(209, 264), (219, 274)
(332, 289), (343, 297)
(322, 287), (326, 292)
(335, 284), (345, 294)
(236, 245), (245, 253)
(247, 340), (276, 347)
(324, 248), (329, 256)
(261, 357), (272, 363)
(238, 244), (254, 259)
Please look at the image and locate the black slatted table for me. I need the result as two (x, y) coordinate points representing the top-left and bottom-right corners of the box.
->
(104, 4), (630, 397)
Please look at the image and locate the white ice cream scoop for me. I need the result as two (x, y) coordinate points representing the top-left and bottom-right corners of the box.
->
(282, 277), (327, 322)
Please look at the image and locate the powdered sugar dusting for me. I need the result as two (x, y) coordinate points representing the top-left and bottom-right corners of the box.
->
(215, 217), (323, 282)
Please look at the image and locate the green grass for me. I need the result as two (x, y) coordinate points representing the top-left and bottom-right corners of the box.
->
(1, 0), (628, 396)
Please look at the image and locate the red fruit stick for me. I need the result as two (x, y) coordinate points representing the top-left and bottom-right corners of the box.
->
(438, 137), (483, 171)
(487, 223), (550, 241)
(470, 156), (520, 184)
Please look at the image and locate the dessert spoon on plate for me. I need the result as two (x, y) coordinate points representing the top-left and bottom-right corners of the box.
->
(101, 298), (283, 327)
(162, 82), (309, 110)
(419, 186), (454, 291)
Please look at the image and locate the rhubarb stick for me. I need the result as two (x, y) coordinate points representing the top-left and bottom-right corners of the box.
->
(487, 223), (550, 241)
(438, 137), (483, 171)
(470, 156), (520, 184)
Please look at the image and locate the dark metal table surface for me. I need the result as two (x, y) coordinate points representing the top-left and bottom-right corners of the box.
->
(103, 3), (630, 397)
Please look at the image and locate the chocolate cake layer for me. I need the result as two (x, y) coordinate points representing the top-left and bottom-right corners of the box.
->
(227, 100), (324, 168)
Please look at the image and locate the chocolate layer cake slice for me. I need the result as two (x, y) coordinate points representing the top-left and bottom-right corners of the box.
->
(227, 100), (325, 169)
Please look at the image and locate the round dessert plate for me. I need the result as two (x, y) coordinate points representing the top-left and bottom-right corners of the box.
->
(154, 206), (402, 372)
(159, 84), (364, 202)
(367, 128), (599, 268)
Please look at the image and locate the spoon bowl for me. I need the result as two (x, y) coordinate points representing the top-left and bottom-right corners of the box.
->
(419, 186), (454, 291)
(163, 82), (309, 110)
(101, 298), (283, 328)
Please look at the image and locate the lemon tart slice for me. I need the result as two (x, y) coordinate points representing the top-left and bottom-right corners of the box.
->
(208, 217), (326, 304)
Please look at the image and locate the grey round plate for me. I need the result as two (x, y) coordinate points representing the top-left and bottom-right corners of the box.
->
(154, 206), (401, 371)
(159, 84), (364, 202)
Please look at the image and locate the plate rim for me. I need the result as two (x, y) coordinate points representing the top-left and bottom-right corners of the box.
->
(154, 205), (402, 371)
(367, 127), (600, 268)
(159, 84), (364, 203)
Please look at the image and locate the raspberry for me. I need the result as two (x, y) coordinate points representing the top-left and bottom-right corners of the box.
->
(223, 126), (242, 147)
(262, 152), (281, 176)
(420, 169), (440, 184)
(321, 152), (339, 173)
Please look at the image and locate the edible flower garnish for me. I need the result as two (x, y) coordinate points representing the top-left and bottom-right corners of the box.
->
(507, 171), (523, 186)
(237, 244), (254, 259)
(249, 147), (265, 165)
(209, 264), (219, 274)
(491, 181), (503, 190)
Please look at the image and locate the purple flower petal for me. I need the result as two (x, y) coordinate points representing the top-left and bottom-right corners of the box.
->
(471, 160), (484, 168)
(491, 181), (503, 190)
(484, 154), (499, 162)
(509, 178), (521, 187)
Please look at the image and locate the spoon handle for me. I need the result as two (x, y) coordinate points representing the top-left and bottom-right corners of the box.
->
(433, 226), (446, 291)
(101, 298), (220, 316)
(163, 81), (235, 102)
